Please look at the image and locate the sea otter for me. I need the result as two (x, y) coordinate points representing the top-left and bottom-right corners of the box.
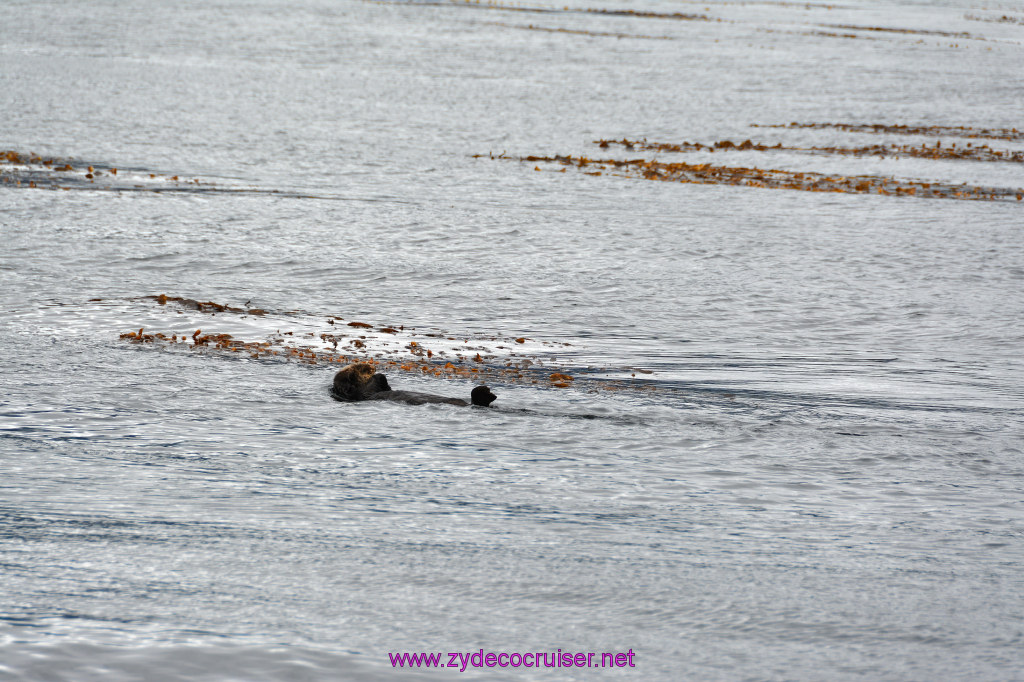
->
(331, 363), (497, 407)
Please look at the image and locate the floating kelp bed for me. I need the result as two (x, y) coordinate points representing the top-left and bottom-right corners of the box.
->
(595, 138), (1024, 164)
(817, 23), (973, 38)
(965, 13), (1024, 25)
(481, 121), (1024, 201)
(372, 0), (715, 22)
(799, 29), (883, 41)
(762, 23), (986, 45)
(751, 123), (1024, 142)
(482, 152), (1023, 202)
(113, 295), (655, 394)
(490, 21), (674, 40)
(388, 0), (1009, 50)
(0, 150), (336, 199)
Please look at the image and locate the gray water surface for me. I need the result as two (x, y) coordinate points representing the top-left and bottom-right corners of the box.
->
(2, 0), (1023, 679)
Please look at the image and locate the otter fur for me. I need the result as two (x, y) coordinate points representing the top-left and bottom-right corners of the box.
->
(331, 363), (496, 407)
(331, 362), (377, 401)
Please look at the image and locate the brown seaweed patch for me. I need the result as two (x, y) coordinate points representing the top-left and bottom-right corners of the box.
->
(805, 29), (880, 40)
(491, 21), (674, 40)
(757, 25), (883, 41)
(114, 295), (665, 394)
(579, 7), (711, 21)
(751, 123), (1024, 142)
(0, 150), (341, 199)
(596, 138), (777, 153)
(497, 154), (1023, 201)
(965, 13), (1024, 25)
(118, 325), (645, 395)
(1, 150), (207, 189)
(375, 0), (713, 21)
(596, 138), (1024, 163)
(818, 23), (971, 38)
(758, 25), (988, 45)
(143, 294), (268, 317)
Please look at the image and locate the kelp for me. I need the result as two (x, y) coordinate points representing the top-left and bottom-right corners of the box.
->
(595, 138), (1024, 163)
(751, 123), (1024, 142)
(485, 152), (1023, 201)
(0, 150), (335, 199)
(117, 295), (647, 394)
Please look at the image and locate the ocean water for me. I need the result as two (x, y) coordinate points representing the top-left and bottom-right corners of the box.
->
(2, 0), (1023, 679)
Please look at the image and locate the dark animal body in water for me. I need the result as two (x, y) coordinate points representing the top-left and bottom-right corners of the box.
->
(331, 363), (497, 407)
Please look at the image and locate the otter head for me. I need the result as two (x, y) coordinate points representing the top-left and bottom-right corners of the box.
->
(365, 372), (391, 394)
(471, 386), (497, 407)
(332, 362), (384, 401)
